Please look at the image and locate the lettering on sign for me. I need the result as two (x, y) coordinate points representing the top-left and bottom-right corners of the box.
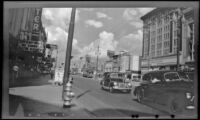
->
(32, 8), (42, 34)
(19, 31), (31, 41)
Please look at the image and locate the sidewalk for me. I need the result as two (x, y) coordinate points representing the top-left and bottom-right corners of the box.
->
(8, 84), (95, 119)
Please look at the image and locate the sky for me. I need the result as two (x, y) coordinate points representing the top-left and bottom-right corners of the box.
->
(41, 8), (155, 64)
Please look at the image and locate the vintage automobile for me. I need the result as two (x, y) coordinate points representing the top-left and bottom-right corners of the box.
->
(83, 71), (93, 78)
(100, 72), (132, 93)
(133, 70), (195, 115)
(185, 71), (194, 81)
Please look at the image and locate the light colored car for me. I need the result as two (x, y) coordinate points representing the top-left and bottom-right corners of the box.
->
(100, 72), (132, 93)
(54, 69), (64, 85)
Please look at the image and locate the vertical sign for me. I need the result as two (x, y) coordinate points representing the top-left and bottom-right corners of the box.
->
(177, 15), (182, 51)
(148, 24), (151, 56)
(170, 20), (173, 52)
(32, 8), (42, 41)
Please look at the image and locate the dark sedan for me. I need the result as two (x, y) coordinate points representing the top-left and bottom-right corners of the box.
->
(133, 70), (195, 115)
(100, 72), (132, 93)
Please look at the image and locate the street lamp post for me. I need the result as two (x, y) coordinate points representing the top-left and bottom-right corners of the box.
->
(96, 45), (99, 73)
(62, 8), (76, 108)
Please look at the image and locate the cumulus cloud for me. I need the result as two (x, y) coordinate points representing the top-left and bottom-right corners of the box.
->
(123, 8), (138, 21)
(118, 29), (143, 56)
(137, 8), (155, 15)
(78, 31), (118, 58)
(96, 12), (112, 20)
(124, 30), (143, 40)
(85, 19), (103, 28)
(130, 21), (143, 28)
(123, 8), (155, 28)
(42, 8), (80, 30)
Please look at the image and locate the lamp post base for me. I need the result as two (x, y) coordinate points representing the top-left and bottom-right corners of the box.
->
(63, 104), (71, 108)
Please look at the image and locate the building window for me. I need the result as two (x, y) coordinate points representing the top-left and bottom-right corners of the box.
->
(174, 39), (177, 46)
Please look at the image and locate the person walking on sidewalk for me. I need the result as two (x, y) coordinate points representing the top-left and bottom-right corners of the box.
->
(50, 67), (55, 80)
(12, 63), (19, 85)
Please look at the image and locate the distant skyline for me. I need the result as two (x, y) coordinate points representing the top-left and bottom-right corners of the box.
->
(41, 8), (155, 64)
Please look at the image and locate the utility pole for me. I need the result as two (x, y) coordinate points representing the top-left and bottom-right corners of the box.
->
(96, 45), (99, 73)
(62, 8), (76, 103)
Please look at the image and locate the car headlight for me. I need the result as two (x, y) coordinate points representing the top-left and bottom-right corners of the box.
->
(186, 92), (192, 99)
(114, 82), (117, 86)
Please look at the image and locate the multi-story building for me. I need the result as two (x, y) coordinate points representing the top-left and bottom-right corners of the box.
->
(141, 8), (195, 73)
(8, 8), (47, 67)
(45, 44), (58, 70)
(105, 50), (140, 73)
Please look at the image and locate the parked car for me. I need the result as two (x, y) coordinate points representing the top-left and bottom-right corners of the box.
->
(185, 71), (194, 81)
(100, 72), (132, 93)
(83, 71), (93, 78)
(133, 70), (195, 115)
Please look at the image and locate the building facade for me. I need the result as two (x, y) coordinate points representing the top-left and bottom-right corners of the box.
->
(105, 50), (141, 73)
(141, 8), (195, 73)
(8, 8), (47, 67)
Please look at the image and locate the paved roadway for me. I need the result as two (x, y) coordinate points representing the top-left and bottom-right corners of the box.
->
(71, 75), (170, 118)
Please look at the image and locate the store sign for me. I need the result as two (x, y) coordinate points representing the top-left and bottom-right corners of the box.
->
(141, 57), (177, 66)
(32, 8), (42, 34)
(19, 31), (31, 41)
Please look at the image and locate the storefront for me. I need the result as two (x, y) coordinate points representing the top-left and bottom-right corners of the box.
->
(141, 55), (178, 73)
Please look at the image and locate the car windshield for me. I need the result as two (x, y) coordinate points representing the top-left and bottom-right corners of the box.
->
(110, 73), (124, 78)
(164, 72), (190, 82)
(178, 71), (190, 81)
(186, 72), (194, 81)
(164, 72), (179, 81)
(111, 78), (124, 82)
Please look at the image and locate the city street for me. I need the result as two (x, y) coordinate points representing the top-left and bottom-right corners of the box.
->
(9, 74), (170, 119)
(71, 75), (170, 118)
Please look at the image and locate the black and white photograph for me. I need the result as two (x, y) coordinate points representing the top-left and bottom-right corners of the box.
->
(2, 1), (198, 119)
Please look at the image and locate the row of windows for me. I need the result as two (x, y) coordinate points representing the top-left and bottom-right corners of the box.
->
(144, 38), (178, 51)
(156, 50), (162, 56)
(157, 43), (162, 49)
(151, 38), (156, 44)
(164, 24), (170, 32)
(157, 28), (163, 34)
(174, 39), (177, 46)
(174, 30), (178, 38)
(164, 41), (170, 48)
(157, 35), (162, 42)
(151, 31), (156, 36)
(151, 45), (155, 51)
(164, 32), (170, 40)
(163, 49), (170, 55)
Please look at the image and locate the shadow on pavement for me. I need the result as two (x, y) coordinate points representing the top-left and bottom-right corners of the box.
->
(76, 89), (91, 99)
(9, 75), (51, 88)
(87, 108), (158, 118)
(9, 94), (74, 118)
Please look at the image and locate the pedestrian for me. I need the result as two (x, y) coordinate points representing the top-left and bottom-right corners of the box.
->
(50, 68), (55, 80)
(12, 63), (19, 85)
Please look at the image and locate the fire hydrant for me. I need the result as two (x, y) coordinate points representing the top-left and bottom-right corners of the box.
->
(63, 77), (75, 108)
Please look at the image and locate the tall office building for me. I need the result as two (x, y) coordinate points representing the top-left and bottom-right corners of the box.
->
(141, 8), (195, 72)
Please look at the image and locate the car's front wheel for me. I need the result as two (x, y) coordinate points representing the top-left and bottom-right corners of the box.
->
(168, 97), (184, 115)
(109, 87), (114, 93)
(127, 89), (131, 93)
(101, 85), (104, 90)
(136, 90), (143, 102)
